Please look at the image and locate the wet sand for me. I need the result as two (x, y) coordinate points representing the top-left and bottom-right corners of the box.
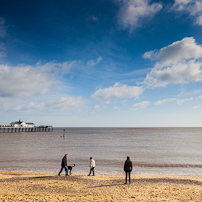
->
(1, 171), (202, 201)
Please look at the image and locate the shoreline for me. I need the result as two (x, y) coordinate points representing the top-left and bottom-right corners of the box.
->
(1, 171), (202, 201)
(1, 170), (202, 177)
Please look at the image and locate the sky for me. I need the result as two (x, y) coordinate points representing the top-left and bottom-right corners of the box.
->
(0, 0), (202, 127)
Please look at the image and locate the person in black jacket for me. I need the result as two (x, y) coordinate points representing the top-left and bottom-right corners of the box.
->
(124, 156), (132, 184)
(58, 154), (68, 176)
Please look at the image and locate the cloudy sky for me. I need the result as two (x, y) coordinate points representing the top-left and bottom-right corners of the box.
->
(0, 0), (202, 127)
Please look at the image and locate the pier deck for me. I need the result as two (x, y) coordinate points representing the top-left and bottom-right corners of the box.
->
(0, 126), (53, 133)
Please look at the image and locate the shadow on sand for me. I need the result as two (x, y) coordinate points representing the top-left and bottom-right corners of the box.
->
(87, 177), (202, 188)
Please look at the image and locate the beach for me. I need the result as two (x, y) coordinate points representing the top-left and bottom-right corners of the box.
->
(1, 172), (202, 201)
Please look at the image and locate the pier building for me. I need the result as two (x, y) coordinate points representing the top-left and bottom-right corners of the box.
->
(0, 120), (53, 133)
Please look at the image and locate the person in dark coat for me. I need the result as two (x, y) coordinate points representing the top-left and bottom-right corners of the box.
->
(124, 156), (132, 184)
(58, 154), (68, 176)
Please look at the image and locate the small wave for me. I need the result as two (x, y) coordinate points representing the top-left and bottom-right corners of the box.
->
(135, 163), (202, 168)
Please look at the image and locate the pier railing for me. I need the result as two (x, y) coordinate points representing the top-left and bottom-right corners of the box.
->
(0, 126), (53, 133)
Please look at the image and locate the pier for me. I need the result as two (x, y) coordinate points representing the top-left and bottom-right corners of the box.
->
(0, 126), (53, 133)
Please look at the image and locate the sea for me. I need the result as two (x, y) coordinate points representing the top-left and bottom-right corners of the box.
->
(1, 127), (202, 175)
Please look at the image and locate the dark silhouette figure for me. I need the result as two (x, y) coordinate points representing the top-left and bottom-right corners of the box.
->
(124, 156), (132, 184)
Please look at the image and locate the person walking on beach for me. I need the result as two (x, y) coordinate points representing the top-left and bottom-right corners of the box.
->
(88, 157), (95, 176)
(58, 154), (68, 176)
(124, 156), (132, 184)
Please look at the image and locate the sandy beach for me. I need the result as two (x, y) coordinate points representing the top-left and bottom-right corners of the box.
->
(1, 172), (202, 201)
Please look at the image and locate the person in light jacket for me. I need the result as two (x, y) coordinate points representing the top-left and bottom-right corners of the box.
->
(88, 157), (95, 176)
(124, 156), (132, 184)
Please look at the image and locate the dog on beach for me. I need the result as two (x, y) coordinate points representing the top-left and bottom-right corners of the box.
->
(68, 164), (75, 175)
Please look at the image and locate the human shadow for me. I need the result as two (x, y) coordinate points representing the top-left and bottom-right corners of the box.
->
(0, 175), (71, 182)
(87, 177), (202, 188)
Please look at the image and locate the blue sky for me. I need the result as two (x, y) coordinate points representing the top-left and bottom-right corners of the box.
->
(0, 0), (202, 127)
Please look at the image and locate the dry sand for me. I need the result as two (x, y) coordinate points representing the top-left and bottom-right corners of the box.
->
(1, 171), (202, 201)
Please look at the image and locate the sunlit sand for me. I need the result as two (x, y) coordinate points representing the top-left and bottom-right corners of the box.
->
(1, 171), (202, 201)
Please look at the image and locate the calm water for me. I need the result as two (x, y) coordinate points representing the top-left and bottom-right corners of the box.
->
(1, 127), (202, 175)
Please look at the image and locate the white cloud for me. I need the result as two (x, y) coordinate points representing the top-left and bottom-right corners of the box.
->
(0, 64), (55, 97)
(36, 60), (77, 74)
(173, 0), (202, 26)
(94, 105), (100, 109)
(91, 83), (144, 99)
(0, 18), (6, 38)
(61, 61), (77, 74)
(176, 97), (193, 104)
(193, 105), (202, 108)
(143, 37), (202, 66)
(15, 102), (45, 112)
(143, 37), (202, 87)
(0, 18), (7, 58)
(113, 106), (119, 109)
(132, 101), (150, 109)
(0, 44), (6, 58)
(88, 16), (99, 23)
(118, 0), (162, 30)
(87, 56), (103, 67)
(0, 97), (46, 112)
(154, 97), (193, 106)
(105, 100), (111, 105)
(196, 15), (202, 25)
(0, 97), (15, 111)
(0, 95), (85, 112)
(145, 60), (202, 87)
(0, 60), (77, 98)
(154, 98), (176, 105)
(50, 96), (85, 109)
